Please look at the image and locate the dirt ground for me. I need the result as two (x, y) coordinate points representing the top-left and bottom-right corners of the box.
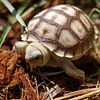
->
(0, 0), (100, 100)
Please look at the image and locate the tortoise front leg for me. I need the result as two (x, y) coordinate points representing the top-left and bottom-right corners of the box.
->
(52, 56), (85, 80)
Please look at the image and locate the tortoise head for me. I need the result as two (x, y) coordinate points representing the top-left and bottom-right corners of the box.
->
(25, 43), (43, 67)
(13, 41), (50, 67)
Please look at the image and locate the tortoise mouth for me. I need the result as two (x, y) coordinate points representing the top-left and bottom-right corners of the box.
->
(25, 59), (43, 67)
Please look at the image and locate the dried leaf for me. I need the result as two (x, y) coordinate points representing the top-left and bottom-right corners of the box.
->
(0, 49), (19, 84)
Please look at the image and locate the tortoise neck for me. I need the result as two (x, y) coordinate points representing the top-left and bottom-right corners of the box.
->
(29, 42), (50, 66)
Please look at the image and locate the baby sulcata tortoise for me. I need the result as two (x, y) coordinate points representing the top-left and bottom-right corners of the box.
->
(13, 4), (99, 80)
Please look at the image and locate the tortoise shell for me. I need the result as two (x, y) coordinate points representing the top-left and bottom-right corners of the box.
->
(21, 4), (95, 60)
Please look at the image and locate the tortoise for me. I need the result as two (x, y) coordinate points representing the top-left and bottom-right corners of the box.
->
(13, 4), (100, 80)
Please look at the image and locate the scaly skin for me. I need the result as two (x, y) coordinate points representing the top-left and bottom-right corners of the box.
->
(13, 41), (85, 80)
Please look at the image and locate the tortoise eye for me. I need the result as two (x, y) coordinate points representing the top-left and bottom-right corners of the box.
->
(33, 55), (42, 60)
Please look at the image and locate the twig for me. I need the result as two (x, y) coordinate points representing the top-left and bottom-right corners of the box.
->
(54, 88), (100, 100)
(45, 84), (54, 100)
(34, 77), (40, 100)
(69, 88), (100, 100)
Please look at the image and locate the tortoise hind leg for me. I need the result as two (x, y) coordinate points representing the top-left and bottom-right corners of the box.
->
(53, 57), (85, 80)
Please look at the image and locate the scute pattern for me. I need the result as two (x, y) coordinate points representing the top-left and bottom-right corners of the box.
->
(21, 33), (38, 42)
(25, 4), (94, 60)
(59, 29), (77, 47)
(44, 11), (67, 26)
(71, 20), (87, 39)
(34, 9), (47, 17)
(28, 18), (40, 31)
(54, 49), (65, 57)
(80, 13), (91, 31)
(34, 21), (58, 40)
(42, 42), (56, 51)
(53, 5), (76, 16)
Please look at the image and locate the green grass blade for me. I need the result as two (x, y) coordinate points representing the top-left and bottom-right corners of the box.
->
(1, 0), (26, 27)
(0, 0), (49, 47)
(0, 0), (31, 47)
